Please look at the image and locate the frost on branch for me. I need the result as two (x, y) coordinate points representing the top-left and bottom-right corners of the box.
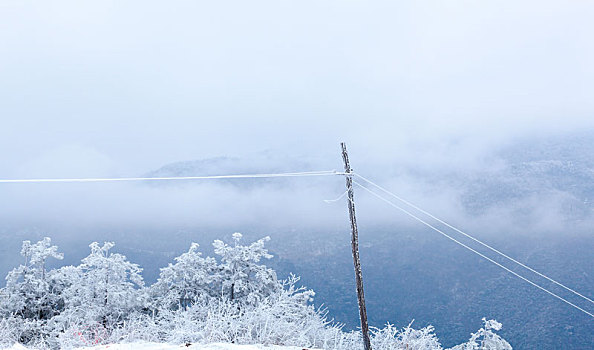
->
(371, 321), (443, 350)
(213, 233), (279, 304)
(54, 241), (144, 330)
(448, 318), (511, 350)
(0, 237), (64, 321)
(150, 242), (218, 311)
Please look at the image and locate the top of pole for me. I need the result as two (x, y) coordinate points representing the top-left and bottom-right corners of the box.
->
(340, 142), (352, 175)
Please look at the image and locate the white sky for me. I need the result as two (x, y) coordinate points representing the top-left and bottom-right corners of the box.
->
(0, 0), (593, 177)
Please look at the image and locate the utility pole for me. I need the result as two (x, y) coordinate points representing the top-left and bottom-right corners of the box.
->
(341, 142), (372, 350)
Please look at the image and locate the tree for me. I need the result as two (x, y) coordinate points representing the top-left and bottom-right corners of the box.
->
(58, 242), (144, 328)
(212, 233), (279, 304)
(449, 319), (512, 350)
(150, 243), (218, 311)
(0, 237), (64, 320)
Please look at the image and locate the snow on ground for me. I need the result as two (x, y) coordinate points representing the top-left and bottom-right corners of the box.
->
(4, 343), (319, 350)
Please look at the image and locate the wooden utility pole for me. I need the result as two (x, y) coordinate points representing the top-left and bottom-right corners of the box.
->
(341, 142), (372, 350)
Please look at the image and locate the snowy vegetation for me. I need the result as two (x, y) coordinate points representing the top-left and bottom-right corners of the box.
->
(0, 235), (511, 349)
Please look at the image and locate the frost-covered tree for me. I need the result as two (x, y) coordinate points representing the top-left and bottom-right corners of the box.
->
(152, 274), (322, 346)
(448, 318), (512, 350)
(57, 242), (144, 328)
(0, 235), (514, 350)
(150, 243), (218, 311)
(212, 233), (279, 304)
(0, 237), (64, 320)
(371, 322), (443, 350)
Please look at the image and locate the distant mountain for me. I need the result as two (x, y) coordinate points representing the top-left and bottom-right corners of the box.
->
(146, 152), (328, 178)
(460, 133), (594, 219)
(143, 152), (334, 189)
(146, 133), (594, 226)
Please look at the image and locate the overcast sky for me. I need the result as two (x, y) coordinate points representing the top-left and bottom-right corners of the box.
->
(1, 0), (593, 178)
(1, 1), (594, 236)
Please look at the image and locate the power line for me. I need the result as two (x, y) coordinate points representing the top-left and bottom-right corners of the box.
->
(353, 180), (594, 319)
(354, 172), (594, 307)
(0, 170), (344, 184)
(324, 190), (349, 203)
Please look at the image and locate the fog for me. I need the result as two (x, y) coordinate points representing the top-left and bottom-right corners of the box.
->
(1, 4), (594, 347)
(1, 0), (594, 237)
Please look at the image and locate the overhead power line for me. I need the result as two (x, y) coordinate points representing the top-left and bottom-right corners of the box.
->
(0, 170), (344, 184)
(352, 179), (594, 319)
(353, 172), (594, 307)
